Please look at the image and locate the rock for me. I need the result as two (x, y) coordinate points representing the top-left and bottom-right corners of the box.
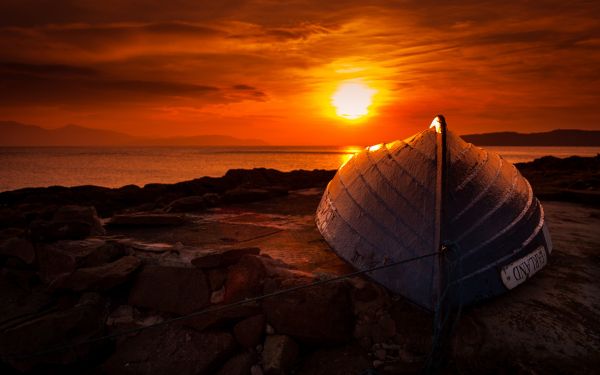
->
(29, 205), (105, 242)
(104, 327), (236, 375)
(211, 287), (226, 304)
(375, 349), (387, 361)
(0, 237), (35, 265)
(52, 205), (105, 236)
(107, 213), (188, 227)
(53, 255), (141, 292)
(262, 280), (354, 343)
(349, 277), (390, 316)
(128, 265), (210, 315)
(224, 255), (267, 303)
(217, 352), (257, 375)
(192, 247), (261, 268)
(223, 187), (286, 205)
(36, 239), (127, 284)
(30, 220), (93, 242)
(258, 255), (314, 282)
(0, 282), (55, 330)
(185, 303), (262, 332)
(0, 267), (39, 289)
(106, 305), (135, 328)
(262, 335), (299, 375)
(0, 292), (107, 372)
(234, 314), (266, 348)
(297, 345), (371, 375)
(208, 268), (228, 290)
(167, 195), (206, 212)
(266, 324), (275, 335)
(202, 192), (221, 206)
(0, 208), (26, 229)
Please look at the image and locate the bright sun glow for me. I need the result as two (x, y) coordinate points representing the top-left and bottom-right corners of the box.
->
(331, 81), (376, 120)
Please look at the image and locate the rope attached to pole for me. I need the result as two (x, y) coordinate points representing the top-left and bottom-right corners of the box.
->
(2, 251), (441, 361)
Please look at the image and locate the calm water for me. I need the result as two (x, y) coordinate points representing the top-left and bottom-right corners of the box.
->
(0, 146), (598, 192)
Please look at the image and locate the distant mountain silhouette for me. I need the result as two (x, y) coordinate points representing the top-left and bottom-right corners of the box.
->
(462, 129), (600, 146)
(0, 121), (267, 146)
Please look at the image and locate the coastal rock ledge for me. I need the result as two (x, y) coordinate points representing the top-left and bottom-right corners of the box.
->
(0, 164), (599, 374)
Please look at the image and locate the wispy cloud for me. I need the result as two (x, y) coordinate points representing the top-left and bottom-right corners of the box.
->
(0, 0), (598, 143)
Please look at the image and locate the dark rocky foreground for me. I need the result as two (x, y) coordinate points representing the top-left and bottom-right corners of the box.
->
(0, 156), (599, 374)
(515, 154), (600, 206)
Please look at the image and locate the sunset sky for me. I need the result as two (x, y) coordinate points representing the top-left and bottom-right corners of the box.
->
(1, 0), (599, 145)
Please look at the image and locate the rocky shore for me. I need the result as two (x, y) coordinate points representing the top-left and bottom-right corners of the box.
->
(0, 155), (599, 374)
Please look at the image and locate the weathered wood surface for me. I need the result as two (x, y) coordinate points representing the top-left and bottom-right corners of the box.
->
(316, 126), (552, 310)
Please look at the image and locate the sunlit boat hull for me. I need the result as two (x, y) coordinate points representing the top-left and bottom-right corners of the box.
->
(315, 117), (552, 310)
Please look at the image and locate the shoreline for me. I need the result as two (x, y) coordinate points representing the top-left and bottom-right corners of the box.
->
(0, 155), (598, 373)
(1, 154), (598, 214)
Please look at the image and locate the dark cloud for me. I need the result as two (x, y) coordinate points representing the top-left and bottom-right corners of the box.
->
(0, 70), (221, 105)
(0, 0), (598, 139)
(232, 84), (256, 90)
(0, 62), (97, 77)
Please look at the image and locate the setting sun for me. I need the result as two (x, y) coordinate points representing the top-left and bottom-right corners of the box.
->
(331, 81), (377, 120)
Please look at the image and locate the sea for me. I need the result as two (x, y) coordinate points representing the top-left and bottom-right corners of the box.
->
(0, 146), (598, 192)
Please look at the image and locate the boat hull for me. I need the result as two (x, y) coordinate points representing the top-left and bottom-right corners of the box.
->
(316, 127), (552, 311)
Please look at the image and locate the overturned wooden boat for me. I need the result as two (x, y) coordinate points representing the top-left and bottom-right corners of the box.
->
(316, 115), (552, 310)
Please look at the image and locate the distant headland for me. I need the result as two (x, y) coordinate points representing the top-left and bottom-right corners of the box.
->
(0, 121), (267, 147)
(462, 129), (600, 146)
(2, 121), (600, 147)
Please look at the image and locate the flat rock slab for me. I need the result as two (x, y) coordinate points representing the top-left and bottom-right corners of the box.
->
(36, 238), (126, 284)
(128, 265), (210, 315)
(191, 247), (261, 268)
(53, 255), (142, 292)
(104, 189), (351, 274)
(107, 213), (189, 227)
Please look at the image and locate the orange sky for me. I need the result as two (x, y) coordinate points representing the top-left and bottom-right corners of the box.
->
(0, 0), (599, 145)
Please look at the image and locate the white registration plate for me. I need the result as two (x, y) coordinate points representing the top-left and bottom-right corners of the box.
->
(500, 246), (547, 290)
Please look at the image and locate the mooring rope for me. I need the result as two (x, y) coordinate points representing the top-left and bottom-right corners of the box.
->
(2, 251), (441, 361)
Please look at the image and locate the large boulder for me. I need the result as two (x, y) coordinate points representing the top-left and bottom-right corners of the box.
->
(191, 247), (261, 269)
(0, 293), (107, 372)
(233, 314), (266, 348)
(262, 280), (354, 343)
(36, 239), (127, 284)
(128, 266), (210, 315)
(103, 327), (237, 375)
(0, 237), (35, 265)
(52, 205), (105, 235)
(29, 221), (90, 242)
(262, 335), (299, 375)
(29, 205), (105, 242)
(224, 255), (267, 303)
(53, 255), (141, 292)
(217, 352), (257, 375)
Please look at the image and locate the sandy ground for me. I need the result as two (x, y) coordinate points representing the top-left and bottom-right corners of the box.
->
(107, 189), (600, 374)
